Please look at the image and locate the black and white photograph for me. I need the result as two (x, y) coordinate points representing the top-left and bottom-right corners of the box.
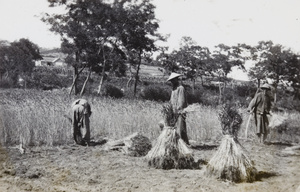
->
(1, 0), (300, 191)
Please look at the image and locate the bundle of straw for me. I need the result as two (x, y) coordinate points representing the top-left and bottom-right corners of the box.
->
(123, 132), (152, 157)
(146, 103), (195, 169)
(105, 132), (152, 157)
(206, 103), (257, 182)
(206, 135), (257, 182)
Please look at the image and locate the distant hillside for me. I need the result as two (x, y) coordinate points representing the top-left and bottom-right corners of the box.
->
(37, 48), (251, 84)
(40, 48), (61, 54)
(39, 48), (66, 59)
(129, 64), (165, 78)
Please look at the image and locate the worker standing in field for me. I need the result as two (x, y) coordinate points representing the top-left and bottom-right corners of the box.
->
(71, 99), (92, 146)
(247, 83), (273, 143)
(167, 72), (189, 145)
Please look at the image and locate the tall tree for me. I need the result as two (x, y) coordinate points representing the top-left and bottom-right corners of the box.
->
(43, 0), (94, 94)
(119, 0), (163, 96)
(249, 41), (299, 102)
(156, 37), (211, 91)
(211, 44), (246, 102)
(156, 48), (180, 74)
(43, 0), (125, 95)
(43, 0), (160, 96)
(177, 37), (211, 91)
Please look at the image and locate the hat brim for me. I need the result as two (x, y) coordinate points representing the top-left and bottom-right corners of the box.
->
(167, 74), (182, 82)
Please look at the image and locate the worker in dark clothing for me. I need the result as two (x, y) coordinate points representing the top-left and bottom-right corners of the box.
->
(71, 99), (92, 146)
(247, 84), (272, 143)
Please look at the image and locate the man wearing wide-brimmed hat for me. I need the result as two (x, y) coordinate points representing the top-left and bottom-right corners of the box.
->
(247, 83), (273, 143)
(167, 72), (189, 145)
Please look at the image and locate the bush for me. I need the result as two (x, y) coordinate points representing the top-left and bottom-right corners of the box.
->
(140, 84), (171, 102)
(31, 71), (62, 90)
(186, 88), (203, 104)
(235, 84), (257, 98)
(0, 78), (16, 88)
(186, 85), (219, 106)
(276, 95), (300, 112)
(201, 92), (220, 107)
(103, 84), (124, 98)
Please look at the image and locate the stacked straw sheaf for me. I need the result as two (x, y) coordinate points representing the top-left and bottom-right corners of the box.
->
(146, 103), (195, 169)
(206, 104), (257, 183)
(206, 135), (257, 182)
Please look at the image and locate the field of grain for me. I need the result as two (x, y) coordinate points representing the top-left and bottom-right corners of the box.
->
(1, 89), (300, 192)
(0, 89), (223, 147)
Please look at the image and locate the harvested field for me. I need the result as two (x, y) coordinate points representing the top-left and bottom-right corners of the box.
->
(0, 141), (300, 192)
(0, 89), (300, 191)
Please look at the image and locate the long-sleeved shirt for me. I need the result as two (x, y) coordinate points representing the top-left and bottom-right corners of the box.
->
(247, 92), (271, 115)
(170, 85), (187, 114)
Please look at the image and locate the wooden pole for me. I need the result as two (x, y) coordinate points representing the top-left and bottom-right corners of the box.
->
(244, 113), (252, 139)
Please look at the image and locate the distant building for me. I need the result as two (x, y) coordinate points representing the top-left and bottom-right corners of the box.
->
(35, 56), (66, 67)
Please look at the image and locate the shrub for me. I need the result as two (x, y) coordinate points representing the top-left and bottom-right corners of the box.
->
(202, 84), (219, 92)
(0, 78), (15, 88)
(276, 95), (300, 112)
(31, 71), (62, 90)
(29, 66), (74, 90)
(140, 84), (171, 102)
(201, 93), (219, 107)
(235, 84), (257, 98)
(186, 88), (202, 104)
(103, 84), (124, 98)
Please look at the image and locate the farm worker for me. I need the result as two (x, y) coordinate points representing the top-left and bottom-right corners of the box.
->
(167, 72), (189, 145)
(71, 99), (92, 146)
(247, 83), (273, 143)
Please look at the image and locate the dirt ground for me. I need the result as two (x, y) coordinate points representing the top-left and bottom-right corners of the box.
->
(0, 139), (300, 192)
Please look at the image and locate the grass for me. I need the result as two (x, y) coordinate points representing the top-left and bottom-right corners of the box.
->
(1, 89), (300, 147)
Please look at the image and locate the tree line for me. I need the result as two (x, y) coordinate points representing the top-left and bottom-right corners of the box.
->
(0, 0), (300, 102)
(156, 37), (300, 101)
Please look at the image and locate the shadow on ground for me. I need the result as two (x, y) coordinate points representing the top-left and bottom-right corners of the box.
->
(255, 171), (278, 181)
(88, 139), (107, 146)
(190, 144), (218, 150)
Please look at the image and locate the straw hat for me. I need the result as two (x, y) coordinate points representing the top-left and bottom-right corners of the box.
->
(260, 83), (272, 90)
(167, 72), (182, 82)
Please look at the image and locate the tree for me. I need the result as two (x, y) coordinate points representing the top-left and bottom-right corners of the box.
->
(43, 0), (160, 96)
(176, 37), (198, 91)
(156, 48), (180, 75)
(0, 39), (42, 88)
(119, 0), (163, 96)
(177, 37), (211, 91)
(43, 0), (94, 95)
(43, 0), (124, 95)
(156, 37), (211, 92)
(248, 41), (297, 102)
(284, 54), (300, 100)
(211, 44), (246, 102)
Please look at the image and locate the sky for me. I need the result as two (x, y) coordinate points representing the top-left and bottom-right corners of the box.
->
(154, 0), (300, 52)
(1, 0), (300, 80)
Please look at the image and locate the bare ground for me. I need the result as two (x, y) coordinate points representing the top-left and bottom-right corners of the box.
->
(0, 139), (300, 192)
